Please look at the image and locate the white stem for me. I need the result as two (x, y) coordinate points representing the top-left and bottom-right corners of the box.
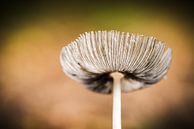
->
(112, 73), (122, 129)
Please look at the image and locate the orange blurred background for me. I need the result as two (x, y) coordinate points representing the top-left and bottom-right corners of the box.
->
(0, 1), (193, 129)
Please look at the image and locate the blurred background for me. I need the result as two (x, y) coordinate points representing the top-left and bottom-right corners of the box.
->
(0, 1), (193, 129)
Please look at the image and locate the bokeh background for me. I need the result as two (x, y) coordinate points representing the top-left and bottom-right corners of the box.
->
(0, 1), (193, 129)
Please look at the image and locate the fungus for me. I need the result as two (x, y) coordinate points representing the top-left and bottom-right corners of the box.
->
(60, 30), (172, 129)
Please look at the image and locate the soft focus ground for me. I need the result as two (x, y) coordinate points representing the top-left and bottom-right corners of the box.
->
(0, 1), (193, 129)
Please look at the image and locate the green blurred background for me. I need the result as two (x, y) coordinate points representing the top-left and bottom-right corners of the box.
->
(0, 1), (193, 129)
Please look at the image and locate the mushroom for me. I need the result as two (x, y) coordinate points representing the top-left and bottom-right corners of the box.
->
(60, 30), (172, 129)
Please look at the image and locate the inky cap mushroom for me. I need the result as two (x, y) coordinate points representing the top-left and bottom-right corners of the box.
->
(60, 30), (172, 129)
(60, 30), (172, 94)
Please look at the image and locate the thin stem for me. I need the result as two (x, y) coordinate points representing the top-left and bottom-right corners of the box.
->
(112, 72), (122, 129)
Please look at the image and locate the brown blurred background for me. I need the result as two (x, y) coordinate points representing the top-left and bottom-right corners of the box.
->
(0, 1), (193, 129)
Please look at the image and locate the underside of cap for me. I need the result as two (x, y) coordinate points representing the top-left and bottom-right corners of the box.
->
(60, 30), (172, 94)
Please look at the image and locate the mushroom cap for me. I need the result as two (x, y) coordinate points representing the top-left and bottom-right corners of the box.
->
(60, 30), (172, 94)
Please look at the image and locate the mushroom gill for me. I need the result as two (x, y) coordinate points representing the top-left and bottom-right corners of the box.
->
(60, 30), (172, 93)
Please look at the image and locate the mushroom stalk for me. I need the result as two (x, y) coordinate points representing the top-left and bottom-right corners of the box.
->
(112, 72), (123, 129)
